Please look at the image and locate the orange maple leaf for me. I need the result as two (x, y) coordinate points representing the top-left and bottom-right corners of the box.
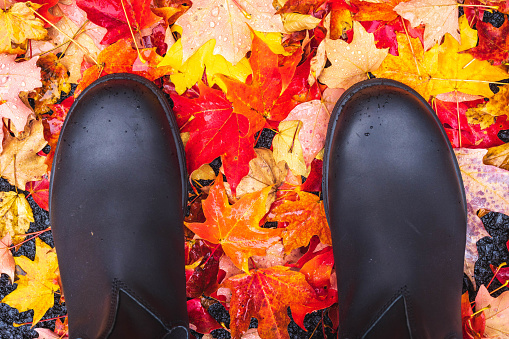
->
(223, 266), (335, 339)
(186, 175), (282, 272)
(267, 188), (332, 253)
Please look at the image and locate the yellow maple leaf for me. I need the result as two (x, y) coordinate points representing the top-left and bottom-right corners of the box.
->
(373, 32), (508, 100)
(0, 2), (47, 54)
(0, 119), (48, 190)
(273, 120), (307, 177)
(319, 21), (389, 90)
(159, 39), (252, 94)
(0, 191), (34, 241)
(466, 85), (509, 129)
(2, 238), (59, 327)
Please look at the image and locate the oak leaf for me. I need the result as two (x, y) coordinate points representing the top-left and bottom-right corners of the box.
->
(170, 81), (256, 195)
(483, 143), (509, 171)
(272, 120), (307, 177)
(373, 33), (508, 100)
(1, 238), (59, 326)
(455, 148), (509, 286)
(282, 100), (330, 167)
(175, 0), (284, 64)
(29, 53), (72, 114)
(76, 0), (162, 45)
(235, 148), (288, 206)
(475, 285), (509, 337)
(185, 175), (282, 272)
(394, 0), (459, 50)
(319, 21), (389, 90)
(222, 266), (329, 339)
(0, 2), (47, 54)
(0, 55), (42, 147)
(0, 234), (15, 283)
(267, 188), (331, 253)
(0, 191), (34, 242)
(0, 119), (47, 190)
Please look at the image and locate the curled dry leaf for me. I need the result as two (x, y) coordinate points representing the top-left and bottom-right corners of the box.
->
(273, 120), (307, 177)
(283, 100), (330, 167)
(0, 119), (48, 190)
(282, 13), (321, 32)
(394, 0), (459, 51)
(235, 148), (287, 208)
(0, 2), (47, 54)
(0, 234), (15, 283)
(455, 148), (509, 285)
(483, 143), (509, 171)
(475, 285), (509, 337)
(319, 21), (389, 90)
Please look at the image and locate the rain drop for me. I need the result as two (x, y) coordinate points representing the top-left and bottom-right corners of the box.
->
(223, 37), (228, 41)
(364, 133), (370, 136)
(0, 77), (6, 84)
(0, 64), (4, 69)
(21, 81), (25, 87)
(210, 21), (216, 28)
(211, 6), (219, 16)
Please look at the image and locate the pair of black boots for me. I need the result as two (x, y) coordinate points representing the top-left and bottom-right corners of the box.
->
(49, 74), (466, 339)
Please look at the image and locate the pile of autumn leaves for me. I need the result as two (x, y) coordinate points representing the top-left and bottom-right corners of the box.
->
(1, 0), (509, 337)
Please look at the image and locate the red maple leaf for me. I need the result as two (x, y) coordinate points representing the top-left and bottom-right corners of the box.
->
(463, 20), (509, 65)
(171, 82), (257, 194)
(77, 0), (161, 44)
(17, 0), (61, 27)
(187, 298), (223, 334)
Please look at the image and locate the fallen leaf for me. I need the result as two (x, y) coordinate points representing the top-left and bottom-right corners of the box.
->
(235, 148), (287, 206)
(1, 238), (59, 326)
(0, 2), (47, 54)
(351, 0), (406, 22)
(35, 328), (63, 339)
(222, 266), (327, 339)
(0, 191), (34, 242)
(25, 177), (49, 211)
(275, 0), (327, 14)
(186, 175), (282, 272)
(187, 298), (223, 334)
(42, 96), (73, 170)
(475, 285), (509, 337)
(0, 234), (15, 283)
(466, 85), (509, 130)
(319, 21), (388, 90)
(299, 246), (334, 296)
(461, 291), (486, 338)
(282, 13), (321, 32)
(29, 54), (72, 114)
(0, 119), (48, 190)
(18, 0), (61, 28)
(175, 0), (284, 64)
(483, 143), (509, 171)
(455, 148), (509, 287)
(267, 188), (331, 253)
(273, 120), (307, 177)
(283, 100), (330, 167)
(0, 55), (42, 144)
(394, 0), (460, 50)
(463, 19), (509, 65)
(170, 81), (257, 195)
(186, 243), (223, 298)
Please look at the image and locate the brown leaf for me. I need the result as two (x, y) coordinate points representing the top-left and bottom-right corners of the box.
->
(484, 143), (509, 171)
(0, 119), (48, 190)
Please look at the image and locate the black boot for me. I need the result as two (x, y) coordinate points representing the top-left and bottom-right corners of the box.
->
(50, 74), (189, 338)
(323, 79), (466, 339)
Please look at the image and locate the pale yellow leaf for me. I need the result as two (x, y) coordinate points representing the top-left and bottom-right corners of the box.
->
(273, 120), (307, 176)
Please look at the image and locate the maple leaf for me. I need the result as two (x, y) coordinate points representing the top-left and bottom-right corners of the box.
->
(282, 100), (330, 167)
(186, 242), (224, 298)
(0, 191), (34, 242)
(0, 55), (42, 146)
(475, 285), (509, 337)
(28, 53), (72, 114)
(0, 234), (15, 283)
(0, 2), (47, 54)
(223, 266), (331, 339)
(35, 328), (67, 339)
(267, 188), (331, 253)
(170, 82), (256, 195)
(275, 0), (327, 14)
(42, 96), (73, 170)
(373, 33), (508, 100)
(235, 148), (288, 206)
(394, 0), (460, 50)
(351, 0), (406, 22)
(319, 21), (389, 90)
(455, 148), (509, 285)
(463, 19), (509, 66)
(17, 0), (61, 28)
(272, 120), (307, 177)
(185, 175), (282, 272)
(299, 247), (334, 296)
(25, 177), (49, 211)
(1, 238), (59, 326)
(466, 85), (509, 130)
(282, 13), (321, 32)
(218, 32), (304, 133)
(187, 298), (222, 334)
(175, 0), (284, 64)
(431, 97), (509, 148)
(76, 0), (162, 45)
(0, 119), (48, 190)
(158, 38), (252, 95)
(483, 143), (509, 171)
(152, 0), (189, 25)
(461, 291), (486, 338)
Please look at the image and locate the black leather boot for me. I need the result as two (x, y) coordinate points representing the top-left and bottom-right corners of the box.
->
(323, 79), (466, 339)
(50, 74), (190, 339)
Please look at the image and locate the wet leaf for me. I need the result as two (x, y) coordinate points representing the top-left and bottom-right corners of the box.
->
(483, 143), (509, 171)
(272, 120), (307, 177)
(475, 285), (509, 337)
(0, 191), (34, 242)
(0, 234), (15, 283)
